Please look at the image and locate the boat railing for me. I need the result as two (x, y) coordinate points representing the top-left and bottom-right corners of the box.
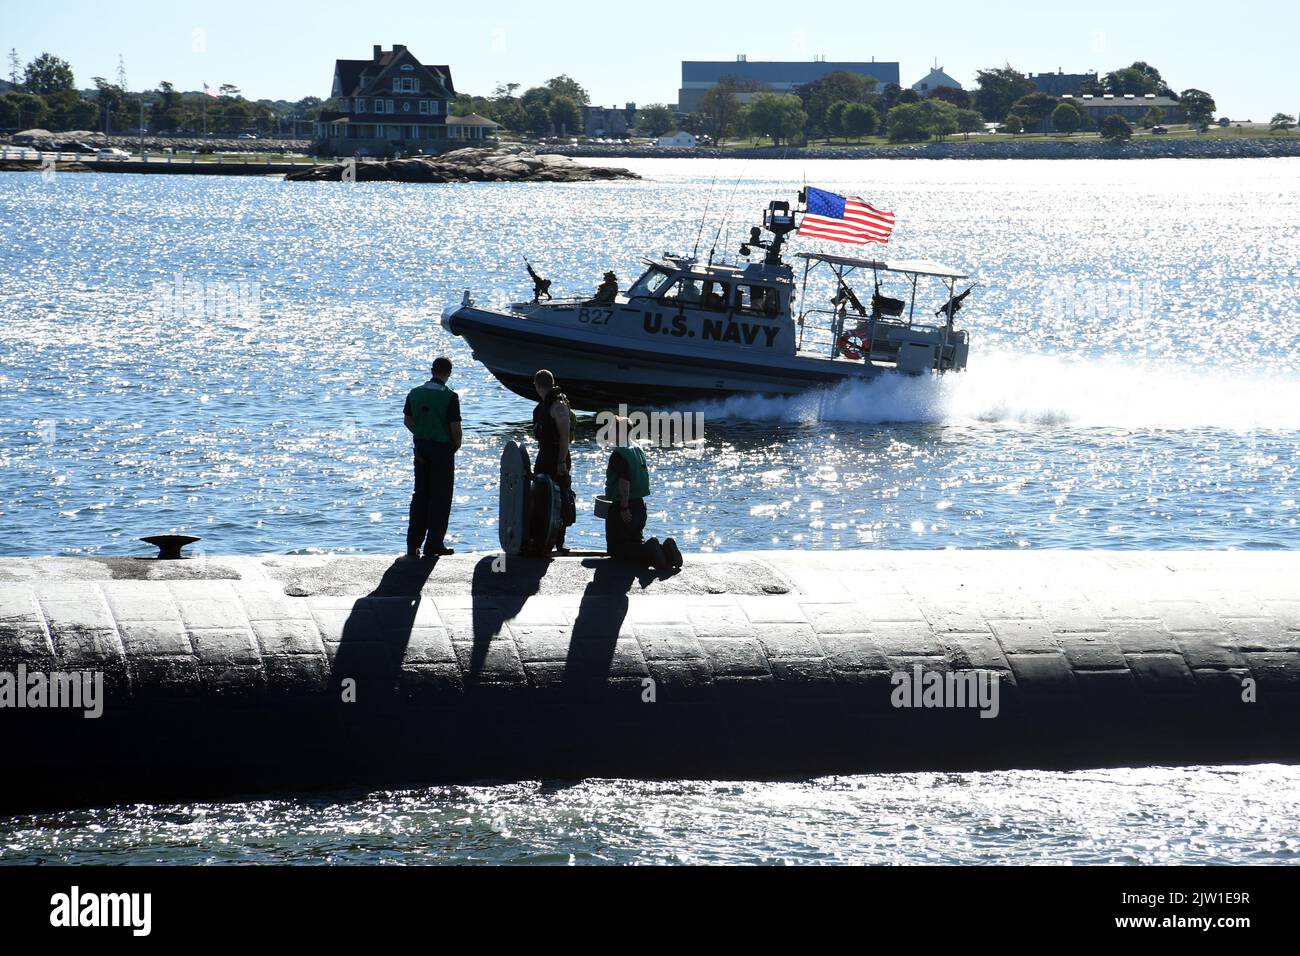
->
(799, 306), (960, 359)
(511, 296), (607, 311)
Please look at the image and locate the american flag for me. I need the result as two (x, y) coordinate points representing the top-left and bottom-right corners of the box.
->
(202, 83), (220, 99)
(797, 187), (895, 245)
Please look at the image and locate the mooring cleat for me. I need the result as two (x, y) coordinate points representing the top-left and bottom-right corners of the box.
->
(140, 534), (201, 560)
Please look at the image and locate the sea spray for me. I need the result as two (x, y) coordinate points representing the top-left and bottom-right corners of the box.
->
(694, 355), (1300, 431)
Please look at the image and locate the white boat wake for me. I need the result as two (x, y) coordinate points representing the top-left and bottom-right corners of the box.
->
(697, 354), (1300, 430)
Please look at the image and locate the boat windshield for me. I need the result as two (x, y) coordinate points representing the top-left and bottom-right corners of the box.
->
(628, 266), (674, 298)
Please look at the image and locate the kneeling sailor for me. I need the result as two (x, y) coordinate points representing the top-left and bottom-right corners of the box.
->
(604, 417), (682, 570)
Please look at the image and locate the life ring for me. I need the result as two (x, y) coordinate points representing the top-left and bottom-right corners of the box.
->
(837, 331), (870, 361)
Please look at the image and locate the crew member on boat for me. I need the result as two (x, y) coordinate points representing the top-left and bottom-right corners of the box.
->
(532, 369), (576, 554)
(585, 271), (619, 306)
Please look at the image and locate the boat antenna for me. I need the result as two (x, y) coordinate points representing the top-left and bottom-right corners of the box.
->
(692, 164), (722, 260)
(709, 160), (749, 265)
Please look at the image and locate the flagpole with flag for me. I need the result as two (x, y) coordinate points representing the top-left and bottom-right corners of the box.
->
(202, 82), (220, 142)
(796, 186), (895, 245)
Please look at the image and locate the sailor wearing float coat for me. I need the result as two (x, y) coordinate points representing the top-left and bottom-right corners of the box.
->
(603, 416), (682, 570)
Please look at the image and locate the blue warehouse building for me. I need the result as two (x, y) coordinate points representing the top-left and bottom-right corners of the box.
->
(678, 56), (900, 112)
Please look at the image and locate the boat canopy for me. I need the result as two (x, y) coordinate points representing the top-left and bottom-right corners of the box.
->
(794, 252), (969, 280)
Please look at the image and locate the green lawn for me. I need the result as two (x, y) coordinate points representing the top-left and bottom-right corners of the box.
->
(716, 124), (1300, 150)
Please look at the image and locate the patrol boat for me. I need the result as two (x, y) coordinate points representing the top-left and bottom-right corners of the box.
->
(441, 195), (974, 410)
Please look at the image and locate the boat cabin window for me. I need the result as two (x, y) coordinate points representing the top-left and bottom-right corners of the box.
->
(628, 267), (674, 298)
(735, 284), (781, 318)
(661, 277), (730, 311)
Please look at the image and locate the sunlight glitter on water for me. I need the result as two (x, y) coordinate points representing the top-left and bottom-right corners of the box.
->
(1, 159), (1298, 556)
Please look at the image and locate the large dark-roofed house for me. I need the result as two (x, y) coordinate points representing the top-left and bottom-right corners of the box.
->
(314, 44), (457, 156)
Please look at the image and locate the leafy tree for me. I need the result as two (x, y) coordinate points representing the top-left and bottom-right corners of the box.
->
(842, 101), (878, 141)
(1052, 101), (1082, 135)
(4, 91), (49, 128)
(974, 66), (1035, 121)
(897, 88), (921, 104)
(1099, 114), (1133, 143)
(1010, 92), (1060, 132)
(1139, 106), (1164, 129)
(1002, 113), (1024, 135)
(744, 92), (806, 146)
(544, 75), (589, 106)
(825, 100), (849, 141)
(42, 89), (97, 130)
(22, 53), (75, 95)
(919, 99), (958, 140)
(794, 70), (875, 136)
(549, 95), (581, 135)
(698, 75), (766, 143)
(91, 76), (130, 132)
(489, 83), (525, 131)
(637, 103), (675, 137)
(1078, 76), (1105, 96)
(876, 83), (904, 113)
(885, 102), (930, 142)
(0, 93), (18, 128)
(1103, 62), (1172, 97)
(1179, 89), (1216, 130)
(1270, 113), (1296, 131)
(523, 99), (550, 134)
(927, 85), (972, 110)
(452, 93), (495, 118)
(957, 108), (984, 139)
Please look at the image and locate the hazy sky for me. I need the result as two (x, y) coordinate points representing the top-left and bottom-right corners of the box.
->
(5, 0), (1296, 118)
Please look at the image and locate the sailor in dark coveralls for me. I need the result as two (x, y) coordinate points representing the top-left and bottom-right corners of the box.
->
(531, 368), (574, 554)
(402, 356), (462, 558)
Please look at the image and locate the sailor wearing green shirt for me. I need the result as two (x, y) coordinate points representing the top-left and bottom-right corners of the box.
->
(604, 417), (682, 570)
(402, 356), (462, 559)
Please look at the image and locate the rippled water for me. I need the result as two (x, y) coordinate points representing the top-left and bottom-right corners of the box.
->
(3, 160), (1299, 865)
(1, 159), (1298, 556)
(4, 767), (1298, 865)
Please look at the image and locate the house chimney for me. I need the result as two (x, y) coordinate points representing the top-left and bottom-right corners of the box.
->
(373, 45), (382, 60)
(393, 44), (406, 53)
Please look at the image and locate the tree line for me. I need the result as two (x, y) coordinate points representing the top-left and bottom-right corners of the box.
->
(4, 50), (1232, 146)
(684, 60), (1220, 146)
(3, 51), (324, 136)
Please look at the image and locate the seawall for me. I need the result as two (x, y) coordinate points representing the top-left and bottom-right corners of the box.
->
(2, 551), (1298, 811)
(561, 138), (1300, 160)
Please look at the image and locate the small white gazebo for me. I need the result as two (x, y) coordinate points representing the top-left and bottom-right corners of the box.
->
(446, 113), (502, 141)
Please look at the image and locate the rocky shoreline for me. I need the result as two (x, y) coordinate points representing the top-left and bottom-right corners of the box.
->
(8, 130), (311, 154)
(284, 144), (639, 182)
(556, 138), (1300, 161)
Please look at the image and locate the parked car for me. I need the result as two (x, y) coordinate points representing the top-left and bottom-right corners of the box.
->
(95, 148), (131, 161)
(1151, 126), (1168, 135)
(237, 132), (258, 140)
(51, 140), (98, 153)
